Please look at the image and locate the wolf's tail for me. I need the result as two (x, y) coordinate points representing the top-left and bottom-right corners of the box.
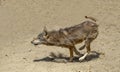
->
(85, 16), (97, 22)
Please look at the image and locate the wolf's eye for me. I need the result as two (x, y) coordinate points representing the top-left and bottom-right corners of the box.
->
(43, 35), (49, 39)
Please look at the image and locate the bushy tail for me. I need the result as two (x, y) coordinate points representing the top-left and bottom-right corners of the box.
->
(85, 16), (97, 22)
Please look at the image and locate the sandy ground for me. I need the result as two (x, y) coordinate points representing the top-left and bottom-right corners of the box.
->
(0, 0), (120, 72)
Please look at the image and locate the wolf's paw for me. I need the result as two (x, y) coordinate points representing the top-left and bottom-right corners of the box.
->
(79, 56), (85, 62)
(79, 53), (88, 62)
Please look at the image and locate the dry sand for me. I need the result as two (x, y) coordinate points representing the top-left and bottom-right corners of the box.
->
(0, 0), (120, 72)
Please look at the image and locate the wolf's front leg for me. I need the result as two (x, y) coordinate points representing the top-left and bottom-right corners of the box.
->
(79, 45), (85, 50)
(79, 38), (92, 62)
(73, 46), (81, 56)
(79, 52), (88, 61)
(69, 47), (74, 62)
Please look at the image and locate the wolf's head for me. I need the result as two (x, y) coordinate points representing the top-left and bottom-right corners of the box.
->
(31, 27), (49, 46)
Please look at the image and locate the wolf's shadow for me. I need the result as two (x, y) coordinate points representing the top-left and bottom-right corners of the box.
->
(33, 51), (101, 63)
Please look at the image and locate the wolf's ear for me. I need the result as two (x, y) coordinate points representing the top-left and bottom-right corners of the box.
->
(43, 26), (48, 36)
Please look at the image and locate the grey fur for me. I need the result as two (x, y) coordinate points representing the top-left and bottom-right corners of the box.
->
(31, 17), (99, 62)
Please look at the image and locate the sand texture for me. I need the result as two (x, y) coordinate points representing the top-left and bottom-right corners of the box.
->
(0, 0), (120, 72)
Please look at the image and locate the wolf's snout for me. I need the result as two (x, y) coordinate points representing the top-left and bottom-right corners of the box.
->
(31, 40), (38, 45)
(31, 40), (36, 45)
(31, 38), (41, 45)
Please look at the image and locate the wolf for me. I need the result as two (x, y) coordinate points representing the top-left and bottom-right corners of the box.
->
(31, 16), (99, 62)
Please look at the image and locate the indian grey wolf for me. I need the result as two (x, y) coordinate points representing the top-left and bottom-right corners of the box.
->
(31, 16), (99, 62)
